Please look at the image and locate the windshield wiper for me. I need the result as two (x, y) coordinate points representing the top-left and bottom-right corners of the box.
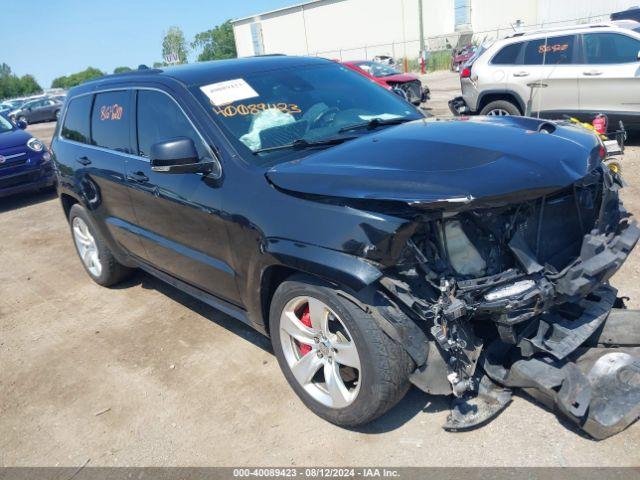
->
(252, 136), (357, 154)
(338, 116), (413, 133)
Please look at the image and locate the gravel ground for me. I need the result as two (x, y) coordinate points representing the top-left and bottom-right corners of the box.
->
(1, 72), (639, 467)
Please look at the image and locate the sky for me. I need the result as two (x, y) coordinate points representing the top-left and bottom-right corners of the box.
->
(1, 0), (297, 89)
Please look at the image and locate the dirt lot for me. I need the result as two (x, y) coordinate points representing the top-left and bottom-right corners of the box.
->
(1, 72), (639, 467)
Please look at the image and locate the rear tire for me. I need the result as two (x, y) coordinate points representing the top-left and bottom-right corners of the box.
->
(269, 274), (414, 427)
(480, 100), (521, 116)
(68, 204), (134, 287)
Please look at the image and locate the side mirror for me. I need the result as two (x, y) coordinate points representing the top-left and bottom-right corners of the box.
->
(150, 137), (213, 174)
(16, 120), (27, 130)
(637, 49), (640, 61)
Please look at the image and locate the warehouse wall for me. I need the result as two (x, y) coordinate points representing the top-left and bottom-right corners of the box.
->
(232, 0), (640, 60)
(233, 0), (454, 59)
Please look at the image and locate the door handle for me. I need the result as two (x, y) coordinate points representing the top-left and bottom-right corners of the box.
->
(583, 70), (603, 76)
(76, 156), (91, 166)
(513, 71), (530, 77)
(127, 171), (149, 183)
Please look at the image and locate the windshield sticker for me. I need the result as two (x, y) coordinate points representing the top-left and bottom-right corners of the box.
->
(214, 103), (302, 117)
(200, 79), (259, 106)
(99, 103), (123, 121)
(538, 43), (569, 54)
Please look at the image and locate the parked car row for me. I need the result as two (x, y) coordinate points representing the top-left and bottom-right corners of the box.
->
(1, 92), (67, 126)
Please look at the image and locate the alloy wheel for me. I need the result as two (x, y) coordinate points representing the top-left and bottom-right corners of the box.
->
(72, 217), (102, 277)
(279, 296), (361, 408)
(486, 109), (510, 116)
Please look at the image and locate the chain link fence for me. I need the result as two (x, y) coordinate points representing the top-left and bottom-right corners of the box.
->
(306, 12), (613, 73)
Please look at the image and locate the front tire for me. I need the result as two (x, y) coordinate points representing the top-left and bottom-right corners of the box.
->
(269, 274), (414, 427)
(480, 100), (521, 116)
(68, 204), (133, 286)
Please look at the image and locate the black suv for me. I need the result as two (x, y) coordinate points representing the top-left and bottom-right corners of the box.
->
(52, 56), (640, 439)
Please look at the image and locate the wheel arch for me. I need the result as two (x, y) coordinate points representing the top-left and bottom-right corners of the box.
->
(254, 239), (383, 336)
(477, 90), (525, 115)
(60, 192), (79, 220)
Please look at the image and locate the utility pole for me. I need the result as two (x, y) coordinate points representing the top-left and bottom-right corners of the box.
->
(418, 0), (425, 73)
(418, 0), (425, 54)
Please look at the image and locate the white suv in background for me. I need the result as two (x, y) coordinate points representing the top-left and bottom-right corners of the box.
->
(449, 23), (640, 130)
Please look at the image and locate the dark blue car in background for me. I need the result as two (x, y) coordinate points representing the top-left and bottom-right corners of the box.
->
(0, 114), (55, 198)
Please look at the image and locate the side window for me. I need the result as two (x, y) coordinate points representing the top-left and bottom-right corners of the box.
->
(61, 95), (93, 144)
(492, 42), (523, 64)
(583, 33), (640, 64)
(136, 90), (209, 159)
(91, 91), (131, 153)
(523, 35), (576, 65)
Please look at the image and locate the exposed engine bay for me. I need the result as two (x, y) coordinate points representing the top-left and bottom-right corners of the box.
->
(373, 164), (640, 439)
(266, 116), (640, 438)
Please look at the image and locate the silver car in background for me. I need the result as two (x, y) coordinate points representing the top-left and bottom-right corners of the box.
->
(449, 23), (640, 130)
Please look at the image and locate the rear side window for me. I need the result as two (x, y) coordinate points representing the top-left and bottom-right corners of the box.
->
(523, 35), (576, 65)
(136, 90), (209, 159)
(91, 91), (131, 153)
(583, 33), (640, 64)
(492, 42), (523, 64)
(61, 95), (93, 144)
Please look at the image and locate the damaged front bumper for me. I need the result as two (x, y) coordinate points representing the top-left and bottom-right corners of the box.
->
(368, 166), (640, 439)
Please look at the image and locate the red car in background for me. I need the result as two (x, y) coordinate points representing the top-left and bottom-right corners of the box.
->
(450, 44), (477, 72)
(341, 60), (430, 106)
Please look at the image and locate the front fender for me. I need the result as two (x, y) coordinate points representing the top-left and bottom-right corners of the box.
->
(264, 238), (382, 291)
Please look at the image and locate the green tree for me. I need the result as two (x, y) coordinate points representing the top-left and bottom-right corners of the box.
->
(0, 63), (11, 78)
(50, 67), (104, 89)
(162, 26), (188, 64)
(192, 20), (237, 62)
(0, 65), (41, 99)
(113, 66), (132, 74)
(17, 75), (41, 95)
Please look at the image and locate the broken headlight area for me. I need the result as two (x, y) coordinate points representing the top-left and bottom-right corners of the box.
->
(374, 166), (640, 438)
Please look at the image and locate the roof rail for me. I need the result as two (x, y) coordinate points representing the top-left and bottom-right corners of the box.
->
(505, 23), (612, 38)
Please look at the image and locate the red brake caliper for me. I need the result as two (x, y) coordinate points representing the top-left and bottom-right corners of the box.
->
(298, 304), (313, 356)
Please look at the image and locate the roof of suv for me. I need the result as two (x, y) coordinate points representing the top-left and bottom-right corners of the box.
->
(502, 23), (639, 43)
(69, 56), (330, 96)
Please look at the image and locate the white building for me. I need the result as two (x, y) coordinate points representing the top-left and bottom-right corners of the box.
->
(232, 0), (640, 60)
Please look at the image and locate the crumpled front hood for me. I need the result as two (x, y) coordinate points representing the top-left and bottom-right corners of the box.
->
(266, 116), (602, 209)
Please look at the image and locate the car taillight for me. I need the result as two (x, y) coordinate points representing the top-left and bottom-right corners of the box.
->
(460, 66), (471, 78)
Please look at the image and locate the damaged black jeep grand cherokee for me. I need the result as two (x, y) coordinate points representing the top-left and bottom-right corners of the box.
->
(52, 56), (640, 439)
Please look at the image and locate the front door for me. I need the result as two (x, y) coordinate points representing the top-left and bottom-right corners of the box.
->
(125, 88), (241, 305)
(84, 90), (148, 259)
(579, 32), (640, 126)
(519, 34), (580, 118)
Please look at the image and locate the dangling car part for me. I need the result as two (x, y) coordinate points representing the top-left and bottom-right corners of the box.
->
(267, 115), (640, 439)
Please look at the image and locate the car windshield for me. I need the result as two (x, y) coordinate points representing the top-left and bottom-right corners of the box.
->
(0, 115), (15, 133)
(353, 61), (400, 78)
(192, 62), (421, 165)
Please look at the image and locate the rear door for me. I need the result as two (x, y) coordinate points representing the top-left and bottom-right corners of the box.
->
(578, 32), (640, 125)
(83, 90), (148, 258)
(125, 88), (240, 304)
(519, 34), (580, 118)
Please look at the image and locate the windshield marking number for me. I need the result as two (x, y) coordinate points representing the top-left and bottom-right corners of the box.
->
(214, 103), (302, 117)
